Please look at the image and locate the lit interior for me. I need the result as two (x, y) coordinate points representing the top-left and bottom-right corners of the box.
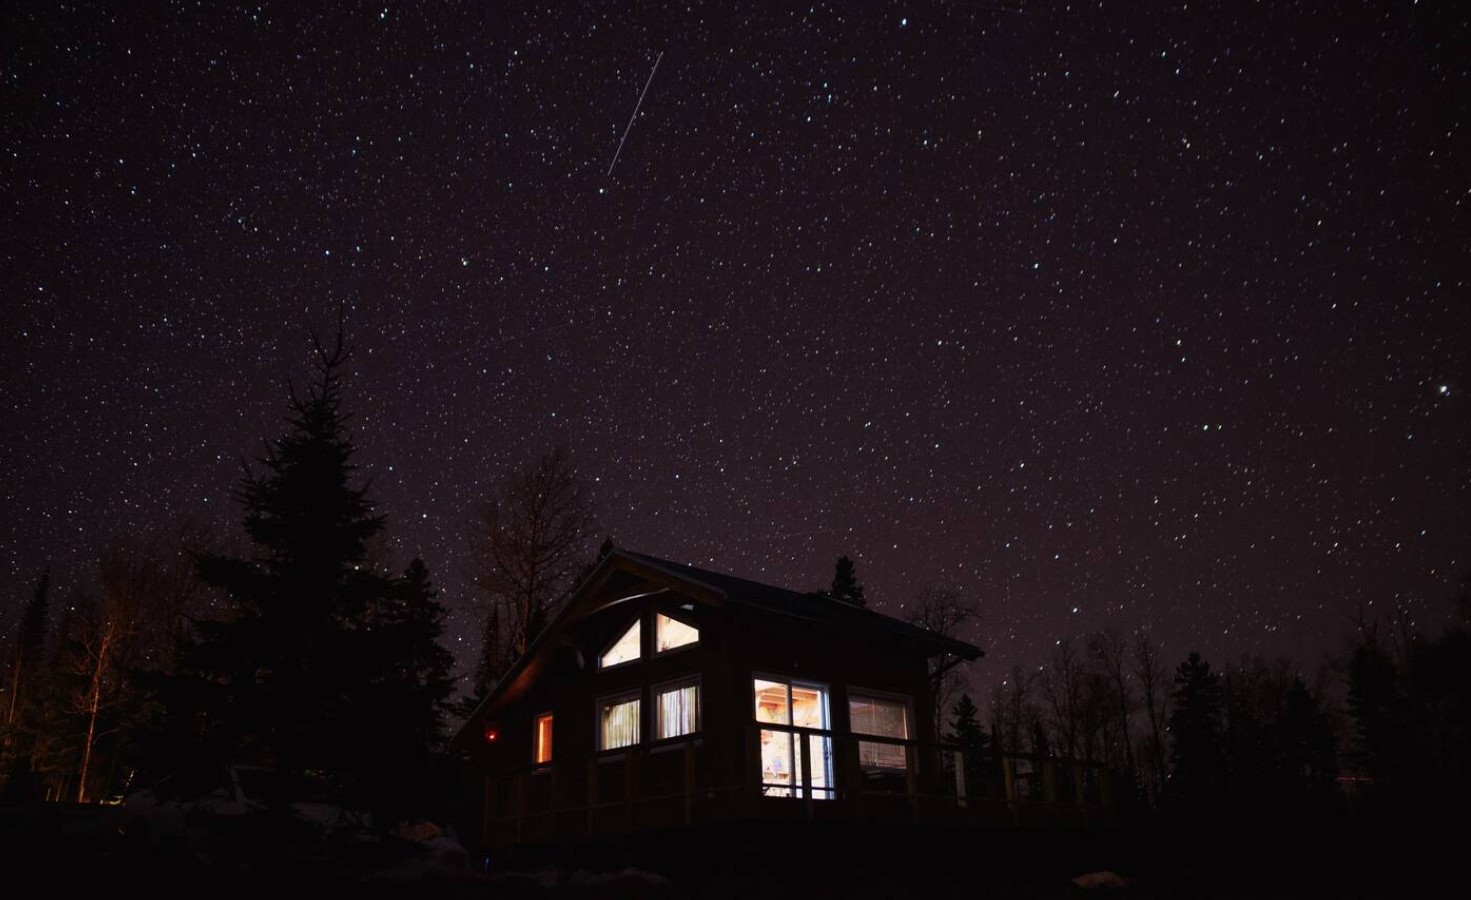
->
(656, 613), (698, 652)
(656, 681), (699, 738)
(534, 713), (553, 764)
(600, 619), (641, 668)
(754, 678), (832, 798)
(600, 696), (640, 749)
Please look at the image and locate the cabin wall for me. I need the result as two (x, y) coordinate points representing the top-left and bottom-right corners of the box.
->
(468, 591), (938, 786)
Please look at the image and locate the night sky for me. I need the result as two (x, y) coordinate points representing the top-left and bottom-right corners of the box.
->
(3, 3), (1467, 690)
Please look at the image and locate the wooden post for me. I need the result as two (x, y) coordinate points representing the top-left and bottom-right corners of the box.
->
(1001, 756), (1019, 827)
(1043, 759), (1058, 803)
(905, 743), (919, 822)
(586, 758), (597, 838)
(800, 731), (814, 818)
(625, 751), (638, 831)
(683, 739), (696, 826)
(514, 772), (526, 844)
(1073, 764), (1089, 826)
(746, 724), (757, 813)
(954, 749), (968, 808)
(482, 775), (496, 849)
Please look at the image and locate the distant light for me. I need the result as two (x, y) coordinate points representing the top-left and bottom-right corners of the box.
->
(483, 725), (499, 744)
(1440, 384), (1450, 396)
(900, 17), (908, 27)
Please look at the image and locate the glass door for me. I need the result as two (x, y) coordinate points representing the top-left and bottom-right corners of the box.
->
(754, 676), (833, 799)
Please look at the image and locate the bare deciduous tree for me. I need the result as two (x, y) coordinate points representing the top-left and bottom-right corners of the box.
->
(987, 665), (1035, 757)
(1132, 628), (1170, 800)
(1038, 638), (1085, 758)
(1088, 627), (1137, 771)
(470, 447), (594, 698)
(904, 586), (980, 741)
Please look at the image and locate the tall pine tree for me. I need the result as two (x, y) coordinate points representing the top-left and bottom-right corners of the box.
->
(1168, 651), (1225, 815)
(946, 693), (990, 797)
(829, 555), (866, 607)
(175, 330), (451, 812)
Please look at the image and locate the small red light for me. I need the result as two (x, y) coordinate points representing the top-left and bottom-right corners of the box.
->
(483, 725), (499, 744)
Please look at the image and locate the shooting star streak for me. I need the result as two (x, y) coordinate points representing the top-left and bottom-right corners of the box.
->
(606, 51), (664, 177)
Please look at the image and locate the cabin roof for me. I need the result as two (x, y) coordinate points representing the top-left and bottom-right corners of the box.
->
(453, 548), (983, 747)
(614, 550), (983, 659)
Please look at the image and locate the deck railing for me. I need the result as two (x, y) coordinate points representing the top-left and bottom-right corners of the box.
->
(480, 722), (1115, 846)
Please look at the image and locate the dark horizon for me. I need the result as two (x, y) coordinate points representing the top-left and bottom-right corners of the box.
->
(2, 3), (1467, 691)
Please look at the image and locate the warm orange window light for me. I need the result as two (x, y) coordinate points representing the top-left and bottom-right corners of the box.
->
(535, 713), (553, 764)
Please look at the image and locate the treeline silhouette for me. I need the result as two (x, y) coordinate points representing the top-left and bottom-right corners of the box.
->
(951, 591), (1471, 826)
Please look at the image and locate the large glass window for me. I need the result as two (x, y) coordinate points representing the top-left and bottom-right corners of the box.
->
(655, 613), (698, 653)
(655, 680), (700, 739)
(849, 693), (910, 773)
(753, 676), (833, 799)
(599, 693), (641, 750)
(600, 619), (641, 668)
(534, 713), (553, 764)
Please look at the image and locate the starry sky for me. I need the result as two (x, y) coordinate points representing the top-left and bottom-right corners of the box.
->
(3, 2), (1467, 690)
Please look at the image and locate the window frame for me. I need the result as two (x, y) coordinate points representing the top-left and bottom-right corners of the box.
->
(598, 616), (643, 670)
(595, 689), (643, 752)
(653, 610), (700, 656)
(751, 672), (835, 800)
(532, 711), (554, 766)
(652, 675), (702, 741)
(846, 686), (914, 775)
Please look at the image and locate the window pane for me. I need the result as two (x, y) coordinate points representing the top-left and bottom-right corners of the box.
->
(759, 729), (792, 796)
(656, 614), (699, 652)
(754, 679), (790, 724)
(535, 714), (553, 764)
(754, 677), (833, 800)
(600, 697), (640, 749)
(656, 683), (699, 738)
(850, 695), (909, 772)
(600, 619), (641, 668)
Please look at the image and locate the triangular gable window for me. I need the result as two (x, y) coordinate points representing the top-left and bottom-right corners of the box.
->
(656, 613), (698, 653)
(600, 619), (641, 668)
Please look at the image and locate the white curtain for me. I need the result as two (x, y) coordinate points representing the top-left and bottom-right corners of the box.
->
(657, 683), (699, 738)
(602, 698), (640, 749)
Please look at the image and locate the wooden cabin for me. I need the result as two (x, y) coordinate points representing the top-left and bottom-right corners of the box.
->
(453, 549), (993, 851)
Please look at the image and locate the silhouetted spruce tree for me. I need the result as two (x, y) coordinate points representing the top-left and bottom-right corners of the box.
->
(5, 568), (50, 731)
(1, 568), (51, 798)
(1168, 651), (1225, 816)
(346, 558), (454, 817)
(946, 693), (990, 796)
(175, 331), (449, 811)
(829, 555), (866, 607)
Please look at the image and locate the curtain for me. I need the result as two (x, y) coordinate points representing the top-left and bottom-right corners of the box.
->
(602, 698), (640, 749)
(851, 696), (909, 771)
(658, 683), (699, 738)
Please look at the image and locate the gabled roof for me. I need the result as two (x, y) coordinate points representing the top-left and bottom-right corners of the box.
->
(453, 549), (983, 747)
(614, 550), (983, 659)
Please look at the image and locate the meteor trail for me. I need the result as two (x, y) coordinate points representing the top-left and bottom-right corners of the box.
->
(606, 51), (663, 177)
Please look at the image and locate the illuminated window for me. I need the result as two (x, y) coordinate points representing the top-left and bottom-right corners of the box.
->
(753, 676), (833, 799)
(656, 613), (699, 653)
(600, 619), (641, 668)
(655, 680), (700, 738)
(534, 713), (553, 764)
(849, 693), (910, 772)
(599, 693), (641, 750)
